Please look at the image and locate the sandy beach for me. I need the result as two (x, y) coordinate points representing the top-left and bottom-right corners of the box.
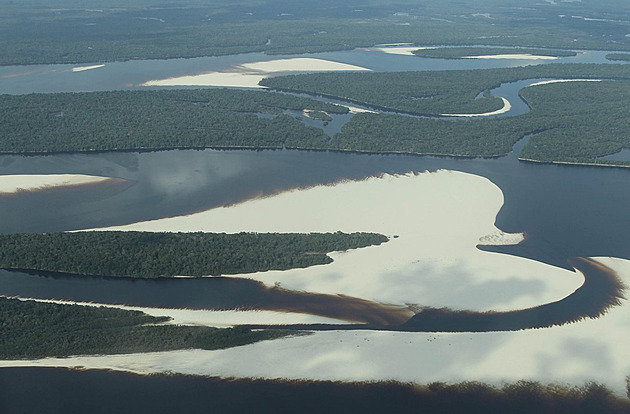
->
(442, 97), (512, 117)
(71, 64), (105, 72)
(365, 46), (430, 56)
(528, 79), (603, 87)
(141, 58), (370, 88)
(0, 174), (117, 194)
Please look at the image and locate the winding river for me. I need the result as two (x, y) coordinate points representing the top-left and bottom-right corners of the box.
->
(2, 47), (630, 400)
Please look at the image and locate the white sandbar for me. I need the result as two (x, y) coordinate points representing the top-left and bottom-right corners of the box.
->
(92, 171), (579, 313)
(462, 54), (558, 60)
(528, 78), (603, 87)
(141, 58), (370, 88)
(0, 174), (116, 194)
(441, 97), (511, 117)
(71, 64), (105, 72)
(365, 46), (433, 56)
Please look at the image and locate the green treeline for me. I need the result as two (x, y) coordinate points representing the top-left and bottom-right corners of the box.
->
(2, 64), (630, 163)
(412, 47), (578, 59)
(1, 1), (630, 65)
(0, 231), (388, 278)
(0, 297), (289, 359)
(0, 88), (346, 154)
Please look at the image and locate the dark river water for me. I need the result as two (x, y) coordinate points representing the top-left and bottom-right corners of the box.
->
(1, 47), (630, 411)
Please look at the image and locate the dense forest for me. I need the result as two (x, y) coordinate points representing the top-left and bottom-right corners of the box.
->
(412, 47), (578, 59)
(260, 64), (630, 115)
(2, 64), (629, 164)
(1, 0), (629, 65)
(0, 88), (346, 154)
(0, 297), (290, 359)
(0, 231), (388, 278)
(262, 64), (630, 164)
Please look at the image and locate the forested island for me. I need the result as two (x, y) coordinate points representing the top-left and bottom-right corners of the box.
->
(0, 297), (291, 359)
(0, 231), (388, 278)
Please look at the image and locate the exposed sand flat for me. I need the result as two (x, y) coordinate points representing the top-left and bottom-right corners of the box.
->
(462, 54), (559, 60)
(345, 105), (377, 114)
(0, 174), (116, 194)
(442, 97), (511, 117)
(528, 78), (603, 87)
(141, 58), (370, 88)
(4, 297), (351, 327)
(365, 46), (433, 56)
(92, 171), (579, 313)
(71, 64), (105, 72)
(4, 255), (629, 395)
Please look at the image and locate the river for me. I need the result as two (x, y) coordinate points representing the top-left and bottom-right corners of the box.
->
(1, 47), (630, 406)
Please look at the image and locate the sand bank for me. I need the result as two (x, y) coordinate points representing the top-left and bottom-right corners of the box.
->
(365, 45), (432, 56)
(462, 54), (558, 60)
(71, 64), (105, 72)
(0, 174), (116, 194)
(92, 171), (579, 313)
(141, 58), (370, 88)
(442, 97), (511, 117)
(4, 256), (628, 395)
(528, 79), (603, 87)
(4, 297), (351, 327)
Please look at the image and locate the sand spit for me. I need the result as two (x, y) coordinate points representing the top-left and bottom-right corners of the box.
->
(365, 45), (434, 56)
(3, 297), (352, 327)
(71, 64), (105, 72)
(0, 174), (117, 194)
(92, 171), (578, 313)
(441, 97), (511, 117)
(528, 78), (603, 87)
(141, 58), (370, 88)
(4, 256), (629, 395)
(462, 54), (558, 60)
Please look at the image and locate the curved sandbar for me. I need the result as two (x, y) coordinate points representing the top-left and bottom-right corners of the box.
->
(0, 174), (120, 195)
(94, 171), (580, 314)
(441, 97), (511, 117)
(141, 58), (370, 88)
(528, 78), (603, 87)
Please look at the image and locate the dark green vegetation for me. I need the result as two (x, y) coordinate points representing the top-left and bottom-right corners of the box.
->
(0, 88), (346, 153)
(0, 297), (289, 359)
(2, 64), (630, 164)
(413, 47), (578, 59)
(1, 0), (630, 65)
(0, 231), (388, 278)
(262, 64), (630, 164)
(3, 368), (630, 414)
(607, 53), (630, 62)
